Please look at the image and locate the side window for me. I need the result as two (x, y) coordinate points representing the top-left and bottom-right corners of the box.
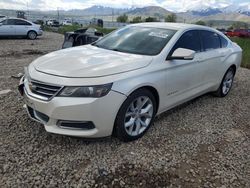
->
(15, 19), (32, 26)
(6, 19), (16, 25)
(200, 31), (221, 51)
(170, 30), (201, 56)
(219, 36), (228, 48)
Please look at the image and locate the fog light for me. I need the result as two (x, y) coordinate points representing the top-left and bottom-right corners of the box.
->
(57, 120), (95, 130)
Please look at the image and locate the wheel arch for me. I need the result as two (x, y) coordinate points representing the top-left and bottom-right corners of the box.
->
(125, 85), (160, 114)
(27, 30), (37, 35)
(112, 85), (160, 140)
(229, 64), (237, 75)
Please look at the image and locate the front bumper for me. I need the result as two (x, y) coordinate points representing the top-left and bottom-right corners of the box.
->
(37, 30), (43, 36)
(19, 79), (126, 138)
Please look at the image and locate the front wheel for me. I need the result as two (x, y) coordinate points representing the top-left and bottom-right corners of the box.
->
(27, 31), (37, 40)
(213, 67), (235, 97)
(114, 88), (157, 142)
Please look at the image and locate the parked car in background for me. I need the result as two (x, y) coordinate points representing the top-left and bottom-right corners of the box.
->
(0, 15), (7, 21)
(226, 29), (250, 38)
(62, 20), (72, 26)
(0, 18), (43, 39)
(19, 23), (242, 141)
(46, 19), (60, 27)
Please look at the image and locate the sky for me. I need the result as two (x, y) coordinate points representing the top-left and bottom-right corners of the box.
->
(0, 0), (249, 12)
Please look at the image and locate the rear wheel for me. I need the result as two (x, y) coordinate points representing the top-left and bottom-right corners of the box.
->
(27, 31), (37, 40)
(213, 67), (235, 97)
(114, 88), (157, 142)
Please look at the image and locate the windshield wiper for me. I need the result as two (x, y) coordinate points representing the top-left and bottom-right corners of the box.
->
(111, 48), (125, 53)
(92, 43), (100, 47)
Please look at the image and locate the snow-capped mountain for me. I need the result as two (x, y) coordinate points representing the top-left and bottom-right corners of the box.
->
(190, 8), (222, 16)
(188, 3), (250, 17)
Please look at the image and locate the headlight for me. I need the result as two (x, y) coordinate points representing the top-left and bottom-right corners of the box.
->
(58, 83), (113, 98)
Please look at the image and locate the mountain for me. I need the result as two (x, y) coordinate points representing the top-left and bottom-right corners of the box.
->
(190, 8), (222, 16)
(241, 11), (250, 16)
(221, 3), (250, 17)
(190, 3), (250, 17)
(64, 5), (130, 16)
(127, 6), (172, 18)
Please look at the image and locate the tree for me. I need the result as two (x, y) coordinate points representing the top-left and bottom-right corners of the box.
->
(227, 26), (234, 30)
(231, 22), (249, 29)
(165, 13), (177, 23)
(117, 14), (128, 23)
(145, 17), (157, 22)
(195, 20), (206, 26)
(130, 16), (142, 23)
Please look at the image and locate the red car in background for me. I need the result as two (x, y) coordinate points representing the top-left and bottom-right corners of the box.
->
(226, 29), (250, 38)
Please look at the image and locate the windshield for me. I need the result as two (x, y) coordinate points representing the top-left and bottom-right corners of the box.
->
(93, 26), (176, 55)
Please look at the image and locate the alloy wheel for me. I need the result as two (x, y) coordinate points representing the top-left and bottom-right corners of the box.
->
(29, 32), (36, 40)
(124, 96), (153, 136)
(222, 70), (234, 95)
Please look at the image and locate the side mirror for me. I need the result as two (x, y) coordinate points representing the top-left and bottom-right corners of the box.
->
(167, 48), (195, 60)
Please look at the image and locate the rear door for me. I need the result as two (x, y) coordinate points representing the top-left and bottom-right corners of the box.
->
(14, 19), (32, 36)
(0, 19), (16, 35)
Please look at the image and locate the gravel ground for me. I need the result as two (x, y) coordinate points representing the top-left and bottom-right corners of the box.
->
(0, 32), (249, 188)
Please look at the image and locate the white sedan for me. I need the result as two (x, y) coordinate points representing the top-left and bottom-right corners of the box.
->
(0, 18), (43, 39)
(19, 23), (242, 141)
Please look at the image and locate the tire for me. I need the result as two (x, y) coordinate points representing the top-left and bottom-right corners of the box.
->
(27, 31), (37, 40)
(213, 67), (235, 97)
(114, 88), (157, 142)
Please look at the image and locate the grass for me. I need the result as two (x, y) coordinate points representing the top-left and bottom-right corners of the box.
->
(230, 37), (250, 69)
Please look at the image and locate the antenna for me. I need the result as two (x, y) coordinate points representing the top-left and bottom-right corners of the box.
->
(57, 7), (59, 21)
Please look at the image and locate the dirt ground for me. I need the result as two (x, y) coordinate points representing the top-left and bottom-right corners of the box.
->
(0, 32), (249, 188)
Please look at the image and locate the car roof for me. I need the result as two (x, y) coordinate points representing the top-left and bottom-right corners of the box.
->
(4, 17), (27, 21)
(131, 22), (214, 31)
(1, 17), (34, 24)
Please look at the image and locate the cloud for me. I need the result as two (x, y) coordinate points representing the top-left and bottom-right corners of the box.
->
(0, 0), (248, 12)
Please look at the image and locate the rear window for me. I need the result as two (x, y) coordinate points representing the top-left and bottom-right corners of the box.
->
(200, 30), (221, 51)
(0, 19), (7, 24)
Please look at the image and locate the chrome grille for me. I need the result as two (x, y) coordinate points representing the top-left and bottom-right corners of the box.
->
(28, 80), (62, 100)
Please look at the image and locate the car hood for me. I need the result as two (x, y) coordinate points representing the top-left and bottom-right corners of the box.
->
(33, 45), (153, 78)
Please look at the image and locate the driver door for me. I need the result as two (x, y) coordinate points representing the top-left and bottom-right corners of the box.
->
(164, 30), (206, 108)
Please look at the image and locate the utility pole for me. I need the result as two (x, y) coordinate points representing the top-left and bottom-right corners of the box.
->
(112, 8), (114, 23)
(27, 2), (29, 19)
(57, 7), (59, 21)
